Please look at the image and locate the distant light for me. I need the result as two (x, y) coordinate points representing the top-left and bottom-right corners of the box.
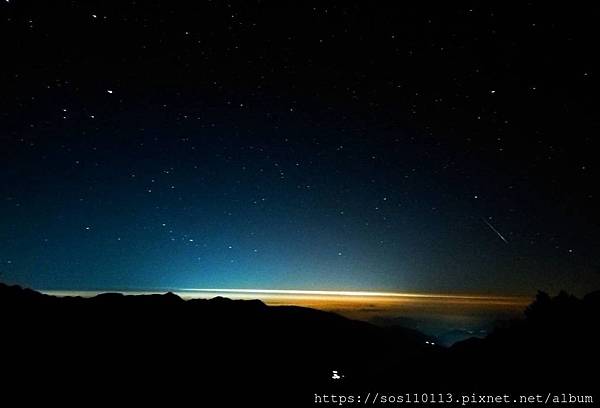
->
(107, 89), (113, 94)
(177, 288), (521, 301)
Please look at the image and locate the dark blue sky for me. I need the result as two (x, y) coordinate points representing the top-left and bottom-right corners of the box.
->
(1, 1), (599, 295)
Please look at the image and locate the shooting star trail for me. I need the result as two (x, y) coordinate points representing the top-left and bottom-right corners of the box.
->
(482, 218), (508, 244)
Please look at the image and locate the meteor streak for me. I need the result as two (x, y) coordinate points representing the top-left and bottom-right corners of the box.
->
(482, 218), (508, 244)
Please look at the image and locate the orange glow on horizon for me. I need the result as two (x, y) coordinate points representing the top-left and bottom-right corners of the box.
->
(41, 287), (531, 323)
(177, 288), (530, 304)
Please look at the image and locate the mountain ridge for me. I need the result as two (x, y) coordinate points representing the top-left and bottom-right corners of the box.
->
(1, 282), (598, 405)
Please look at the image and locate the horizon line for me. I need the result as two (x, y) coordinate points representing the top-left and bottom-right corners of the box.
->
(177, 288), (527, 300)
(38, 286), (530, 301)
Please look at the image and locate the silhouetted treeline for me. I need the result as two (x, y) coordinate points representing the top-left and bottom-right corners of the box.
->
(448, 290), (599, 391)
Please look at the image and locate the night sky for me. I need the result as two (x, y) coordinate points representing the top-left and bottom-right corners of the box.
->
(1, 1), (599, 296)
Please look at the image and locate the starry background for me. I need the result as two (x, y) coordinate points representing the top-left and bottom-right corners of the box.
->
(1, 0), (599, 295)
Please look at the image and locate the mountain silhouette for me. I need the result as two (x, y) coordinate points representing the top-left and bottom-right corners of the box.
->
(448, 290), (600, 390)
(1, 283), (598, 405)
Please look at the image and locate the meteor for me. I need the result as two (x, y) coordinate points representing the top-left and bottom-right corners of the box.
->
(482, 218), (508, 244)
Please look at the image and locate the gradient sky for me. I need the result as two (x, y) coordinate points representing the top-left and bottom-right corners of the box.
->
(1, 1), (599, 296)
